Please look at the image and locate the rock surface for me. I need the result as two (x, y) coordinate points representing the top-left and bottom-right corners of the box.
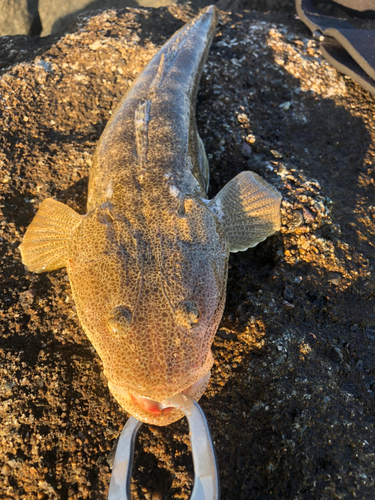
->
(1, 4), (375, 500)
(0, 0), (41, 36)
(2, 0), (296, 36)
(38, 0), (295, 36)
(38, 0), (184, 37)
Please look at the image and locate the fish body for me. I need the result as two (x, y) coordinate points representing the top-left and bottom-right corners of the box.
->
(20, 6), (281, 425)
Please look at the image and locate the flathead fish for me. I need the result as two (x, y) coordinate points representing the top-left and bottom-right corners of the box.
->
(19, 6), (281, 425)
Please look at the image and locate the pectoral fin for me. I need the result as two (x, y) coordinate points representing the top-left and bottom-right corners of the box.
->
(19, 198), (83, 273)
(208, 171), (282, 252)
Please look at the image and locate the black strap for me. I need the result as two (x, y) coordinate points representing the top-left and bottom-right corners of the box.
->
(296, 0), (375, 95)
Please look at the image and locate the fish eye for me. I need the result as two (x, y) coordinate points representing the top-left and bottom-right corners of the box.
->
(175, 300), (200, 329)
(107, 306), (132, 339)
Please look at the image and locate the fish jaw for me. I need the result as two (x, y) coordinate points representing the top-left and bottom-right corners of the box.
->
(108, 370), (211, 426)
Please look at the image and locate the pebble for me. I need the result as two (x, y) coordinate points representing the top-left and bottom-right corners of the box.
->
(242, 142), (252, 156)
(19, 289), (36, 306)
(279, 101), (291, 110)
(287, 210), (304, 230)
(283, 286), (294, 301)
(152, 492), (163, 500)
(1, 464), (11, 476)
(328, 272), (342, 285)
(237, 113), (249, 124)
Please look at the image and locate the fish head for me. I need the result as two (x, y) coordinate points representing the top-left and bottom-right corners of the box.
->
(67, 198), (228, 425)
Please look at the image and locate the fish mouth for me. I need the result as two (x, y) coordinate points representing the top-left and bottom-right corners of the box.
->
(108, 371), (211, 417)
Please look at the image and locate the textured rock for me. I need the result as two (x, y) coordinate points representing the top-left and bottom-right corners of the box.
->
(1, 0), (297, 37)
(0, 0), (41, 36)
(38, 0), (183, 36)
(0, 4), (375, 500)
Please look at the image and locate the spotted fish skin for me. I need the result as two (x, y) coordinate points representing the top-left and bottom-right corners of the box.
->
(74, 6), (225, 424)
(19, 6), (282, 426)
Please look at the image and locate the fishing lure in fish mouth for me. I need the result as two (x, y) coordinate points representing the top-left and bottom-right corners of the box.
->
(19, 5), (282, 426)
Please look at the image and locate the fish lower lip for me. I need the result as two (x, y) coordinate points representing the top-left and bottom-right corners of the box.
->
(129, 393), (173, 415)
(109, 372), (211, 416)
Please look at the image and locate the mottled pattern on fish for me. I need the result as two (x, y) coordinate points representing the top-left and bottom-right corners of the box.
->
(87, 7), (215, 210)
(19, 6), (281, 425)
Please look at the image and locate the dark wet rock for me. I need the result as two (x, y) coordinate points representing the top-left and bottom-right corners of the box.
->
(327, 271), (342, 285)
(283, 285), (294, 301)
(0, 4), (375, 500)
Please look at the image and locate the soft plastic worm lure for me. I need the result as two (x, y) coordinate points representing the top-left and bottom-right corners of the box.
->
(108, 394), (219, 500)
